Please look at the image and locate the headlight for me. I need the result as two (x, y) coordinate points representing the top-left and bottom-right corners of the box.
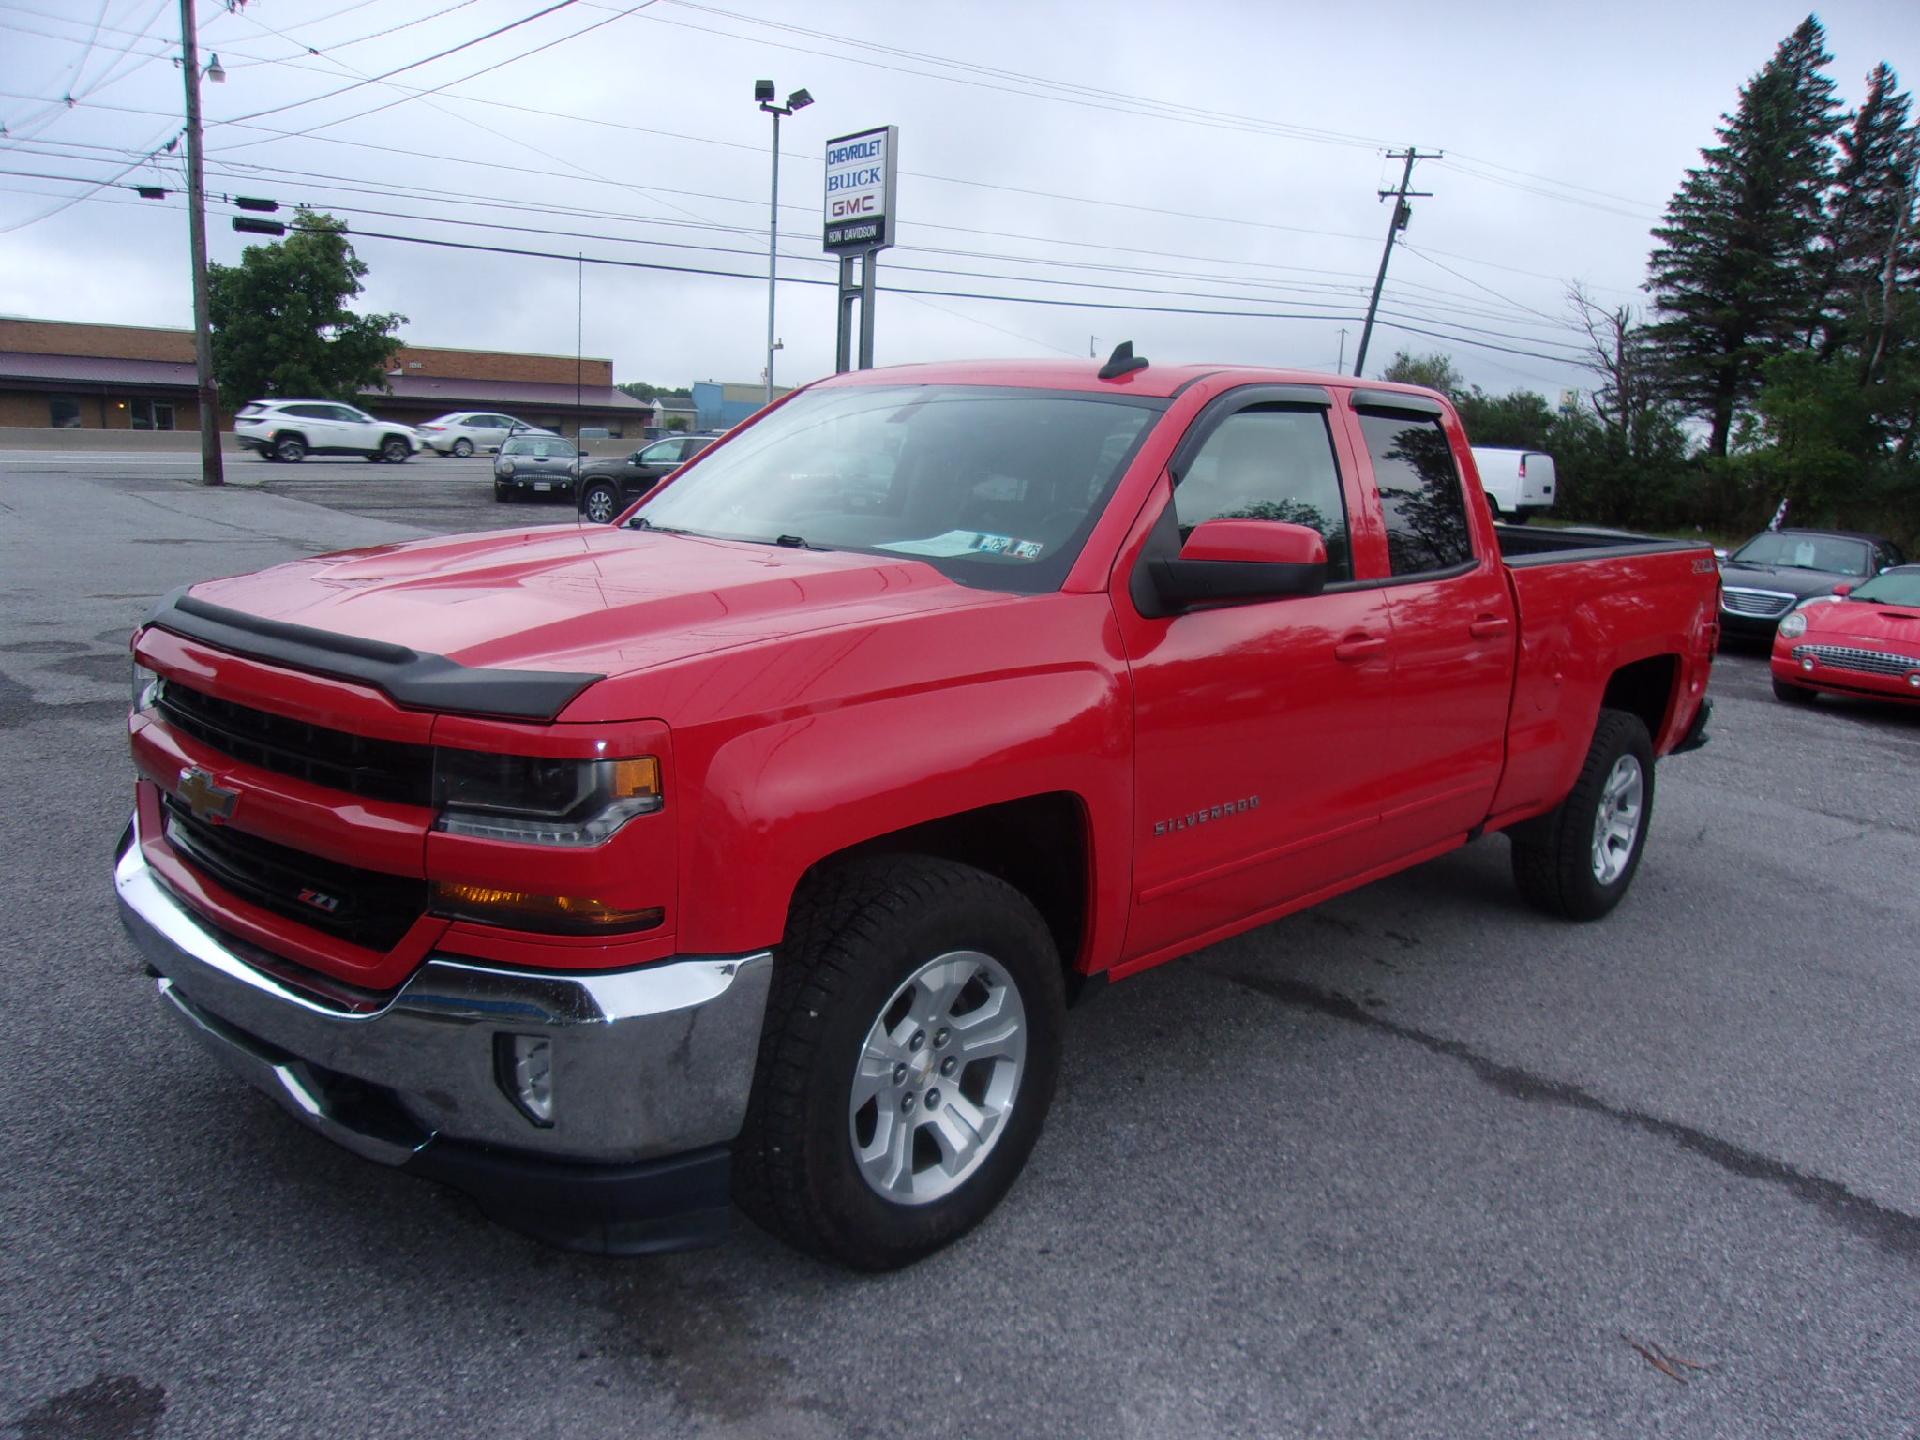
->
(131, 657), (163, 713)
(1778, 611), (1809, 639)
(433, 750), (661, 845)
(498, 460), (516, 477)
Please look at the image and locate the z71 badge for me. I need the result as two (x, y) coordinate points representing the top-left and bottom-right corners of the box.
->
(1154, 796), (1260, 836)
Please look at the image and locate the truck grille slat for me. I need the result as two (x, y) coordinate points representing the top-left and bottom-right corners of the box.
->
(1793, 643), (1920, 678)
(162, 799), (427, 951)
(158, 684), (433, 807)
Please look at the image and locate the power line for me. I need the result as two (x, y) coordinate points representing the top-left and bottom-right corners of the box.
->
(217, 0), (585, 125)
(6, 133), (1592, 339)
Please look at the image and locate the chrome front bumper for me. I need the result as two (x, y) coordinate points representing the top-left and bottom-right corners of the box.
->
(114, 820), (773, 1171)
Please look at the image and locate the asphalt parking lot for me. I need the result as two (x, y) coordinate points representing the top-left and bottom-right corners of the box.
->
(1, 453), (1915, 1439)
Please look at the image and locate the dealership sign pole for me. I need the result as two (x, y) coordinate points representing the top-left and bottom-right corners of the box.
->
(824, 125), (897, 372)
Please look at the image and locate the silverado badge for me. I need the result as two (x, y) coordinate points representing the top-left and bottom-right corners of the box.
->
(176, 766), (239, 825)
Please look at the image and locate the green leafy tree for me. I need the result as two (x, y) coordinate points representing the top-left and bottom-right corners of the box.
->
(1380, 350), (1466, 400)
(1645, 16), (1841, 458)
(616, 381), (694, 402)
(208, 210), (405, 404)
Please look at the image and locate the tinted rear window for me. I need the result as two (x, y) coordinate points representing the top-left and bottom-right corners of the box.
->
(1357, 410), (1473, 576)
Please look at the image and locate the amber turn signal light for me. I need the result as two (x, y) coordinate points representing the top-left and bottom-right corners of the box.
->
(431, 881), (664, 935)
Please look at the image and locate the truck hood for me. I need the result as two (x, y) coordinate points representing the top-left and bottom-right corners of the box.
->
(186, 523), (998, 683)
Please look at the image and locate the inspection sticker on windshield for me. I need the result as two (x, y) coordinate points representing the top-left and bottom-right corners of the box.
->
(881, 530), (1044, 559)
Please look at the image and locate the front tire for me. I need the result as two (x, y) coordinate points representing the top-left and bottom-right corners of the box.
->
(1510, 708), (1655, 921)
(1772, 676), (1815, 704)
(734, 855), (1065, 1270)
(493, 483), (514, 503)
(581, 480), (622, 525)
(380, 436), (411, 463)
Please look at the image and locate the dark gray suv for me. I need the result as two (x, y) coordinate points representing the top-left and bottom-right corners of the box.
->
(574, 433), (720, 524)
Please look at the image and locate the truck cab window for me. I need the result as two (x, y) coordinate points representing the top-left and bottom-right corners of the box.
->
(1173, 407), (1351, 581)
(1357, 411), (1473, 576)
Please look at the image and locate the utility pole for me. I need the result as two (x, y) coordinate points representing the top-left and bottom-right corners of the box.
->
(180, 0), (222, 485)
(1353, 146), (1439, 380)
(1335, 327), (1349, 372)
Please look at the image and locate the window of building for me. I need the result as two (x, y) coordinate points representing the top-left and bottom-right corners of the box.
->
(129, 398), (176, 431)
(49, 396), (83, 428)
(1356, 410), (1473, 576)
(1173, 406), (1352, 581)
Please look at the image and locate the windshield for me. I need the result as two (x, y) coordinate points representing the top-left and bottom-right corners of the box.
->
(1851, 566), (1920, 607)
(1730, 532), (1871, 576)
(501, 437), (576, 458)
(630, 385), (1163, 593)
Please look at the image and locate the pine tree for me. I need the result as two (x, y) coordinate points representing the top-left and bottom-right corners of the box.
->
(1645, 16), (1841, 458)
(1813, 64), (1919, 371)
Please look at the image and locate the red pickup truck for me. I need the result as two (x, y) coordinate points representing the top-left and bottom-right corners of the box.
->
(116, 356), (1717, 1270)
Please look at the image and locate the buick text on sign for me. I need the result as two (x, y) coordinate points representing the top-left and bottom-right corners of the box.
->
(823, 125), (897, 252)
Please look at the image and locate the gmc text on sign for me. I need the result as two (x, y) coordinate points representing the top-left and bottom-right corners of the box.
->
(822, 125), (898, 253)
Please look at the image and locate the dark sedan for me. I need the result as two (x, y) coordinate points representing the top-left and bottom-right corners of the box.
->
(493, 435), (579, 502)
(574, 433), (719, 524)
(1718, 528), (1907, 639)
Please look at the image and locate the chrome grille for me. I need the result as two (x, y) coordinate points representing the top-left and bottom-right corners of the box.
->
(1793, 644), (1920, 678)
(1721, 587), (1796, 618)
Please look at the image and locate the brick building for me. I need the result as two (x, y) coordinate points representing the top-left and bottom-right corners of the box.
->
(0, 317), (649, 438)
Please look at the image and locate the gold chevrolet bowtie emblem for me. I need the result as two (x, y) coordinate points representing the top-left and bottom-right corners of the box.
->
(177, 766), (239, 824)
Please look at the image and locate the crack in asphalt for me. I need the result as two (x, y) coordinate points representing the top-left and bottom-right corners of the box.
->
(1225, 969), (1920, 1263)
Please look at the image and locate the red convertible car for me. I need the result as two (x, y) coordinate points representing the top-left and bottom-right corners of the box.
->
(1772, 563), (1920, 704)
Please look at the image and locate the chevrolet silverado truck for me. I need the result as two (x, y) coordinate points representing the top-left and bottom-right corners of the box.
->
(116, 353), (1718, 1270)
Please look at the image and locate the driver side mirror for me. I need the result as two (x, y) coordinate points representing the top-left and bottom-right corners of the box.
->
(1143, 519), (1329, 613)
(1832, 582), (1853, 597)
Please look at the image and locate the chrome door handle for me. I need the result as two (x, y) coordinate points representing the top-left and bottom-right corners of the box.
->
(1469, 616), (1511, 638)
(1334, 635), (1388, 662)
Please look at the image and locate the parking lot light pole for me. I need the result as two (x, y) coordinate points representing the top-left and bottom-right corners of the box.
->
(756, 80), (812, 406)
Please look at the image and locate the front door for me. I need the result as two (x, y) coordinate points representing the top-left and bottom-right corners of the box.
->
(1117, 389), (1403, 966)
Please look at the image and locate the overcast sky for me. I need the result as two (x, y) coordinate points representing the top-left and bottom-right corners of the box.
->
(2, 0), (1916, 403)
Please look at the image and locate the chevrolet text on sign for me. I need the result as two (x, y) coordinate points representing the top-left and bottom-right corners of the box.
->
(823, 125), (898, 252)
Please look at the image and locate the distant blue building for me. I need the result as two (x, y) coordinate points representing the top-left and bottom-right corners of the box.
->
(691, 380), (794, 431)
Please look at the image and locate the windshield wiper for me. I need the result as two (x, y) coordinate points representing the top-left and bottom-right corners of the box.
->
(628, 516), (697, 536)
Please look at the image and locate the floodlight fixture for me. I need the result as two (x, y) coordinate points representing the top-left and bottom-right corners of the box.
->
(754, 79), (775, 102)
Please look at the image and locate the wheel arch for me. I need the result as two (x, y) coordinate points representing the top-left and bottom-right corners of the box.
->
(1601, 653), (1681, 751)
(789, 792), (1094, 985)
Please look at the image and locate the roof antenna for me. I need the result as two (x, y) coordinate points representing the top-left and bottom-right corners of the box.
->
(1097, 340), (1148, 381)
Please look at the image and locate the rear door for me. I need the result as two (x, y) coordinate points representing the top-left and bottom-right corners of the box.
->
(1118, 386), (1403, 963)
(473, 415), (510, 451)
(286, 403), (342, 450)
(1346, 394), (1516, 856)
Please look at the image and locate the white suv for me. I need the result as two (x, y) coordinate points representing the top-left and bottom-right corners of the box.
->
(414, 412), (554, 457)
(234, 400), (417, 463)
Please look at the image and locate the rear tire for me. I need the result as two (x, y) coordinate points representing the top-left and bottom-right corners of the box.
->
(581, 480), (622, 525)
(272, 434), (306, 463)
(452, 438), (474, 458)
(1510, 708), (1655, 921)
(1772, 676), (1815, 704)
(733, 855), (1065, 1271)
